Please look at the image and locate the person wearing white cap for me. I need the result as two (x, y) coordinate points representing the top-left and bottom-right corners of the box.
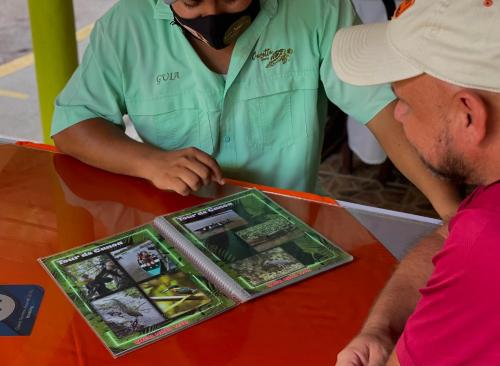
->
(332, 0), (500, 365)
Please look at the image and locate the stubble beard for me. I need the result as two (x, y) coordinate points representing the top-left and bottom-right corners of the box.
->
(417, 129), (475, 185)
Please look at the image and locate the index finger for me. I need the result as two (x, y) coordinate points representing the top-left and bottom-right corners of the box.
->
(191, 149), (225, 184)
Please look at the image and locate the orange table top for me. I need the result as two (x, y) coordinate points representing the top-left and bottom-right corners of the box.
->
(0, 143), (396, 366)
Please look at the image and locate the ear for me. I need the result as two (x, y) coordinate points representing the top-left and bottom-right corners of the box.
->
(450, 90), (488, 145)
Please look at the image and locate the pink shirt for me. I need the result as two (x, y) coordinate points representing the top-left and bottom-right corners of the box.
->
(396, 182), (500, 366)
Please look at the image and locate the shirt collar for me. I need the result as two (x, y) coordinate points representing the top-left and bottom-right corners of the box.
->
(154, 0), (277, 20)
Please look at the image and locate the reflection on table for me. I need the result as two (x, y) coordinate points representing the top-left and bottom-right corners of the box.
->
(0, 143), (396, 366)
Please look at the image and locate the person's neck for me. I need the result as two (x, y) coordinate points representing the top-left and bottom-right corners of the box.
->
(188, 36), (234, 75)
(479, 107), (500, 185)
(469, 144), (500, 186)
(476, 166), (500, 187)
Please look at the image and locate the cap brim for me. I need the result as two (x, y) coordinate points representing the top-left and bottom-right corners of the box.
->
(332, 22), (422, 86)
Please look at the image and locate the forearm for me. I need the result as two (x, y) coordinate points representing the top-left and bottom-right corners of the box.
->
(53, 118), (161, 180)
(53, 118), (224, 195)
(367, 102), (461, 219)
(361, 226), (446, 341)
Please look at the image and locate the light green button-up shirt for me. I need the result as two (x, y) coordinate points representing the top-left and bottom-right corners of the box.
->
(52, 0), (395, 193)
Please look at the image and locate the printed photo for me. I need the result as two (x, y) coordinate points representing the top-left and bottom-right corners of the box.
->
(205, 231), (257, 263)
(64, 254), (133, 300)
(230, 247), (305, 287)
(91, 287), (165, 338)
(111, 240), (177, 282)
(140, 273), (211, 320)
(235, 215), (303, 252)
(184, 210), (248, 240)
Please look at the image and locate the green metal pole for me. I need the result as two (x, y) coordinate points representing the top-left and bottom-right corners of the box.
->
(27, 0), (78, 145)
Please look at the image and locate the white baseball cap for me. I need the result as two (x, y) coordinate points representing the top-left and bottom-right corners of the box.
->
(332, 0), (500, 93)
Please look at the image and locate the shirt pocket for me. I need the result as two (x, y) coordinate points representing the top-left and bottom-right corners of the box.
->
(126, 95), (214, 154)
(235, 72), (319, 150)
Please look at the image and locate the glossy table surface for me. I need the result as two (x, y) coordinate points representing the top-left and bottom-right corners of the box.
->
(0, 144), (396, 366)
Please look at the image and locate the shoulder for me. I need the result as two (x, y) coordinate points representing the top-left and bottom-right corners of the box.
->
(433, 186), (500, 270)
(272, 0), (356, 41)
(449, 183), (500, 234)
(464, 182), (500, 213)
(89, 0), (166, 55)
(100, 0), (156, 22)
(95, 0), (158, 34)
(277, 0), (353, 14)
(275, 0), (355, 24)
(440, 202), (500, 273)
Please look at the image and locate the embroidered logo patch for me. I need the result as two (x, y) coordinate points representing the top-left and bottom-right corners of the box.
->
(252, 48), (294, 68)
(393, 0), (415, 18)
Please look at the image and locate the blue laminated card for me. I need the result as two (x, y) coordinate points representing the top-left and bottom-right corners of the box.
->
(0, 285), (44, 336)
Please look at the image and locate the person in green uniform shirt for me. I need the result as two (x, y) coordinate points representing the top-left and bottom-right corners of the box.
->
(52, 0), (459, 219)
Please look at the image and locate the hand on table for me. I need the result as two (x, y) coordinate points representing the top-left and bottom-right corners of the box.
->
(145, 147), (225, 196)
(336, 331), (394, 366)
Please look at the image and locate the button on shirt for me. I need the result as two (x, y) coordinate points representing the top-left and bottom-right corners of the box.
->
(51, 0), (395, 193)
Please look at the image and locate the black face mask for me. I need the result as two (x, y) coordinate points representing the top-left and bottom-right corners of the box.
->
(170, 0), (260, 50)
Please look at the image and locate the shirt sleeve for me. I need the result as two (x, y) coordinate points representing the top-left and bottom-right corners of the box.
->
(396, 209), (500, 365)
(51, 20), (126, 136)
(319, 0), (396, 124)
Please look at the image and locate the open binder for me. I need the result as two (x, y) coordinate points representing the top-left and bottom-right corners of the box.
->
(40, 189), (352, 357)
